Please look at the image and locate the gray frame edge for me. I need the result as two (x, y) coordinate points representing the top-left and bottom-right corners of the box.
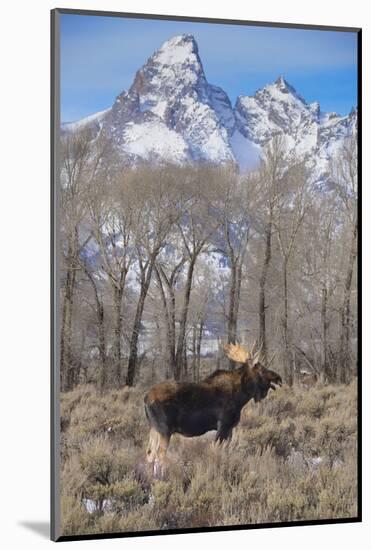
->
(51, 8), (61, 543)
(53, 7), (361, 33)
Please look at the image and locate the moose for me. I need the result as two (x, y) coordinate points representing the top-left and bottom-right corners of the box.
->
(144, 342), (283, 470)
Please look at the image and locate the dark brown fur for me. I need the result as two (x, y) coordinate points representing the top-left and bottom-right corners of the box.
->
(144, 361), (282, 467)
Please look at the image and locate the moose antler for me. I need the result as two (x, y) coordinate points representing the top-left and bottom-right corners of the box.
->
(252, 341), (265, 365)
(250, 340), (257, 357)
(224, 343), (250, 364)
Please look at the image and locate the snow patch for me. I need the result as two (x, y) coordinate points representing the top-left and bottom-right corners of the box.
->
(155, 34), (199, 66)
(229, 130), (261, 171)
(122, 121), (189, 163)
(62, 108), (111, 131)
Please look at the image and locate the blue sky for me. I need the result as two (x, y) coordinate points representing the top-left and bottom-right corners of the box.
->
(60, 13), (358, 123)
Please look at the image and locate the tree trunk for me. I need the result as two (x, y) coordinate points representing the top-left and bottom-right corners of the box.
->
(154, 267), (175, 378)
(83, 266), (107, 392)
(174, 257), (196, 380)
(60, 284), (70, 391)
(321, 286), (332, 382)
(282, 259), (293, 385)
(196, 320), (204, 382)
(182, 341), (188, 381)
(168, 289), (176, 377)
(192, 325), (197, 382)
(126, 260), (155, 386)
(61, 245), (77, 392)
(112, 285), (123, 387)
(339, 223), (357, 383)
(228, 260), (237, 369)
(259, 218), (272, 357)
(97, 300), (107, 393)
(228, 261), (237, 343)
(234, 262), (243, 330)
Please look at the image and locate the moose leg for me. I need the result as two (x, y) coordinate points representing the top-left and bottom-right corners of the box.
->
(147, 428), (171, 477)
(158, 433), (170, 460)
(146, 428), (160, 465)
(215, 421), (233, 444)
(153, 433), (170, 477)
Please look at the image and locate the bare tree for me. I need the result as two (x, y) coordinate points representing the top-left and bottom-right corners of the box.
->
(79, 259), (108, 392)
(213, 167), (254, 367)
(154, 253), (186, 378)
(316, 195), (339, 382)
(86, 174), (135, 386)
(332, 136), (358, 382)
(125, 166), (184, 386)
(174, 167), (222, 380)
(58, 144), (357, 392)
(256, 136), (287, 358)
(59, 128), (110, 391)
(275, 162), (308, 385)
(189, 288), (210, 382)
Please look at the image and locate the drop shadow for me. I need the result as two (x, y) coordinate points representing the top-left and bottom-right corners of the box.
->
(18, 521), (50, 539)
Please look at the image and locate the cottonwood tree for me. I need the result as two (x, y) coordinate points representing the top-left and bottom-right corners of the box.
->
(125, 166), (185, 386)
(78, 257), (108, 392)
(305, 189), (344, 382)
(154, 246), (187, 378)
(256, 136), (287, 358)
(86, 174), (135, 386)
(213, 167), (256, 367)
(274, 162), (309, 385)
(173, 167), (222, 380)
(188, 265), (212, 382)
(59, 127), (110, 391)
(332, 136), (358, 382)
(58, 146), (358, 391)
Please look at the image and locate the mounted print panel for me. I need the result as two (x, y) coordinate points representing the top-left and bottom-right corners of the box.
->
(51, 8), (361, 542)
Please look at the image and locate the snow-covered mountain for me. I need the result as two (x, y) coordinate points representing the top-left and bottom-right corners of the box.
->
(62, 34), (357, 184)
(234, 76), (357, 182)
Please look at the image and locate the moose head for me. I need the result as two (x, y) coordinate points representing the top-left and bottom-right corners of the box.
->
(224, 342), (283, 402)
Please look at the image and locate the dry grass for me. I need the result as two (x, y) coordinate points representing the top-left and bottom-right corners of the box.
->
(59, 379), (358, 536)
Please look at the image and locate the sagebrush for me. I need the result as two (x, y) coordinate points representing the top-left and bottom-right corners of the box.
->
(60, 378), (357, 535)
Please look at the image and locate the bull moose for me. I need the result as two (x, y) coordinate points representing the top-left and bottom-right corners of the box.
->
(144, 342), (282, 469)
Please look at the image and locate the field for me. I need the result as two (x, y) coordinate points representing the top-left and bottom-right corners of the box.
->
(59, 376), (358, 536)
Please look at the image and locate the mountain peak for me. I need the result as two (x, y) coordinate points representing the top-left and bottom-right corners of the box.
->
(267, 75), (306, 106)
(273, 75), (301, 97)
(275, 75), (288, 87)
(153, 34), (200, 66)
(64, 33), (356, 183)
(161, 33), (198, 51)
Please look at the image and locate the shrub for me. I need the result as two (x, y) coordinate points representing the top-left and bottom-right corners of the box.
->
(60, 495), (92, 536)
(59, 380), (358, 535)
